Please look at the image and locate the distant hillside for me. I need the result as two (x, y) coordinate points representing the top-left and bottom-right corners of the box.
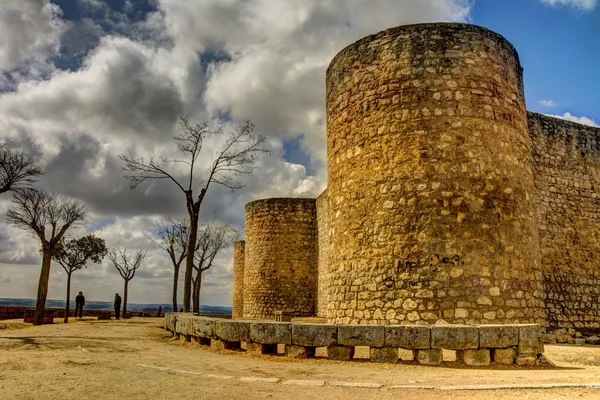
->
(0, 298), (232, 315)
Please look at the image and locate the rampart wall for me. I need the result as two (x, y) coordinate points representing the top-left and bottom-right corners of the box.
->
(232, 240), (245, 319)
(529, 112), (600, 330)
(316, 189), (330, 318)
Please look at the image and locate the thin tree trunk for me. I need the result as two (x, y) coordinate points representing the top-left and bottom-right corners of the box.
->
(193, 273), (201, 313)
(183, 203), (199, 312)
(33, 249), (52, 326)
(123, 279), (128, 319)
(172, 264), (179, 313)
(64, 271), (72, 323)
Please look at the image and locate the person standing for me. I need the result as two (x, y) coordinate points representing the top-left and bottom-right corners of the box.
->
(75, 291), (85, 319)
(157, 305), (162, 317)
(114, 293), (122, 320)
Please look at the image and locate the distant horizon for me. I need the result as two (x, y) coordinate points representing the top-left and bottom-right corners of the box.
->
(0, 297), (232, 310)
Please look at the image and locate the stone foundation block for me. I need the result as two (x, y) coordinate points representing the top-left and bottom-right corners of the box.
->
(327, 345), (354, 361)
(385, 325), (431, 349)
(370, 347), (398, 363)
(216, 320), (250, 342)
(213, 339), (241, 351)
(459, 349), (491, 366)
(211, 339), (225, 350)
(292, 323), (337, 347)
(250, 322), (292, 345)
(246, 342), (277, 354)
(338, 325), (384, 347)
(175, 315), (193, 335)
(193, 337), (211, 346)
(413, 349), (443, 365)
(164, 314), (176, 331)
(285, 345), (315, 359)
(479, 325), (518, 348)
(515, 356), (537, 366)
(431, 326), (478, 350)
(493, 348), (516, 365)
(518, 325), (543, 355)
(180, 334), (191, 343)
(192, 317), (216, 338)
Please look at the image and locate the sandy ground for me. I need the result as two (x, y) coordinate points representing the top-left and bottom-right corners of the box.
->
(1, 318), (600, 400)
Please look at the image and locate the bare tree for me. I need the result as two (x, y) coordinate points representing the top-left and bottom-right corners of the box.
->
(53, 235), (107, 323)
(0, 143), (43, 195)
(108, 248), (145, 318)
(120, 117), (268, 311)
(147, 218), (189, 312)
(5, 189), (87, 325)
(191, 220), (238, 313)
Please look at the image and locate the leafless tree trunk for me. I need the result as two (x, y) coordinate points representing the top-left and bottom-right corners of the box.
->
(121, 117), (268, 311)
(0, 143), (43, 195)
(108, 249), (145, 319)
(5, 189), (86, 325)
(65, 271), (72, 323)
(147, 218), (188, 313)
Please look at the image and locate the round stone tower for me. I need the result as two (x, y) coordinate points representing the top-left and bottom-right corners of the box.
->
(243, 198), (318, 319)
(326, 23), (544, 325)
(232, 240), (245, 319)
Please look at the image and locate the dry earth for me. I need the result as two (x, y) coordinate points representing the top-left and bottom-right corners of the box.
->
(1, 318), (600, 399)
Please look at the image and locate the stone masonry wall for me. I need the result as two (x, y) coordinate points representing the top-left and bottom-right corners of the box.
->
(232, 240), (245, 319)
(243, 198), (318, 318)
(529, 112), (600, 331)
(325, 23), (544, 325)
(316, 189), (330, 318)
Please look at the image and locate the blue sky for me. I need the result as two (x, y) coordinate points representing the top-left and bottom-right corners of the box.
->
(0, 0), (598, 305)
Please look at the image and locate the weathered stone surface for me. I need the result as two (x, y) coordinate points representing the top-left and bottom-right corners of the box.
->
(175, 314), (193, 335)
(586, 336), (600, 345)
(413, 349), (443, 365)
(459, 349), (491, 366)
(285, 345), (315, 359)
(493, 348), (516, 365)
(518, 325), (543, 355)
(215, 320), (250, 342)
(515, 356), (537, 366)
(327, 345), (354, 361)
(250, 322), (292, 344)
(232, 241), (245, 319)
(292, 323), (337, 347)
(337, 325), (384, 347)
(385, 325), (431, 349)
(431, 326), (478, 350)
(370, 347), (398, 363)
(574, 338), (586, 345)
(192, 317), (215, 338)
(164, 314), (176, 331)
(542, 333), (557, 344)
(479, 325), (518, 348)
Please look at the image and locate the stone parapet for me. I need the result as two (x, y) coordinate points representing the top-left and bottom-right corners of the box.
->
(165, 314), (545, 367)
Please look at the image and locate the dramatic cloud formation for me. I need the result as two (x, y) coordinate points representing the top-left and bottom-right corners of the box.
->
(547, 112), (600, 127)
(0, 0), (473, 306)
(539, 0), (598, 10)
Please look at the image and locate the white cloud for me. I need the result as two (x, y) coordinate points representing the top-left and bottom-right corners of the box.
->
(546, 112), (600, 127)
(0, 0), (65, 73)
(539, 99), (558, 107)
(538, 0), (598, 10)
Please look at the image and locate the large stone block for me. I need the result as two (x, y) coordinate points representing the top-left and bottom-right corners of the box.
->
(370, 347), (398, 363)
(431, 326), (478, 350)
(164, 314), (176, 331)
(385, 325), (431, 349)
(175, 314), (193, 335)
(479, 325), (518, 348)
(337, 325), (384, 347)
(192, 317), (216, 338)
(493, 348), (516, 365)
(327, 345), (354, 361)
(459, 349), (491, 366)
(413, 349), (442, 365)
(518, 324), (543, 355)
(250, 322), (292, 344)
(292, 323), (337, 347)
(285, 345), (315, 359)
(215, 320), (250, 342)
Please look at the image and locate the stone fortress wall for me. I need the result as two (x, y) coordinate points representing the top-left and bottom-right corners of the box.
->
(231, 23), (600, 331)
(232, 241), (245, 319)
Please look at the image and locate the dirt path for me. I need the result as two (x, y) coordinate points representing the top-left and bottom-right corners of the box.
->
(1, 318), (599, 399)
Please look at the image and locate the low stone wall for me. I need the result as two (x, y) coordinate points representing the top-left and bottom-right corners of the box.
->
(165, 313), (545, 367)
(0, 306), (165, 321)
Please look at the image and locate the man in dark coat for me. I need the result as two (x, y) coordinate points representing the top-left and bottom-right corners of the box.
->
(75, 291), (85, 318)
(114, 293), (122, 320)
